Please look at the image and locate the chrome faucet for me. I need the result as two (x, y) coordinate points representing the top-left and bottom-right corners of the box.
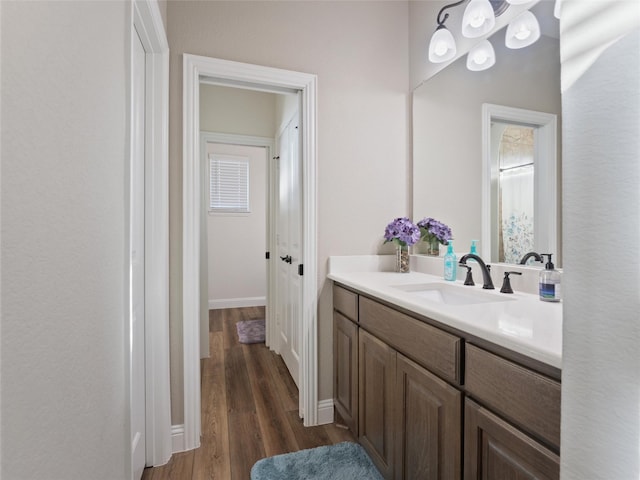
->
(459, 254), (494, 290)
(519, 251), (544, 265)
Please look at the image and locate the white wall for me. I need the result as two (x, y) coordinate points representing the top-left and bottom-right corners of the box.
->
(413, 34), (561, 258)
(1, 2), (129, 478)
(200, 84), (277, 137)
(560, 1), (640, 478)
(206, 143), (268, 308)
(167, 1), (409, 423)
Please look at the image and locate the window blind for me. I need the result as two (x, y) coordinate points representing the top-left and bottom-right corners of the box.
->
(209, 154), (250, 213)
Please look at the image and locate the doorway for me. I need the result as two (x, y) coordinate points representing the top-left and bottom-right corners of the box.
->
(198, 79), (303, 399)
(182, 54), (319, 452)
(201, 138), (273, 316)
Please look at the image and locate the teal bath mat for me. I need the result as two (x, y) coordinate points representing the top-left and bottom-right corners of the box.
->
(250, 442), (383, 480)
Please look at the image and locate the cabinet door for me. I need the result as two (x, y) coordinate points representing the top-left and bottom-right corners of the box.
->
(464, 399), (559, 480)
(394, 354), (461, 480)
(359, 329), (395, 480)
(334, 311), (358, 434)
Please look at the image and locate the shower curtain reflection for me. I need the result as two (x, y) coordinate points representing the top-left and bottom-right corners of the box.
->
(497, 125), (535, 263)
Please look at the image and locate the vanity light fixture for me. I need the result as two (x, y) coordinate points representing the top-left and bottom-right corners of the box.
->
(427, 0), (542, 70)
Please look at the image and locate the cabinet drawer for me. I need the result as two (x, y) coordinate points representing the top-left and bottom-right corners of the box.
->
(333, 285), (358, 322)
(465, 344), (561, 449)
(359, 296), (462, 384)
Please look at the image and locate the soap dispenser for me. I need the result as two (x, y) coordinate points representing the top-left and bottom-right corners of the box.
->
(467, 240), (478, 263)
(539, 254), (561, 302)
(470, 240), (478, 255)
(444, 241), (457, 281)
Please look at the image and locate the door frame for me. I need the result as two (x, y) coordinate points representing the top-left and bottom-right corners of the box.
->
(131, 0), (172, 469)
(183, 55), (318, 450)
(199, 131), (276, 352)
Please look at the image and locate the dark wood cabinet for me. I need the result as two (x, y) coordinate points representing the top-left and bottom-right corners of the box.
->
(394, 353), (461, 480)
(464, 399), (560, 480)
(358, 296), (463, 480)
(359, 329), (396, 480)
(332, 283), (561, 480)
(333, 310), (358, 433)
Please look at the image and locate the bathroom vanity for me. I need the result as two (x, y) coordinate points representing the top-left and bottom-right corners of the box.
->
(330, 267), (561, 480)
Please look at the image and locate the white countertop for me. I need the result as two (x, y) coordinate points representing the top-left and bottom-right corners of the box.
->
(328, 268), (562, 369)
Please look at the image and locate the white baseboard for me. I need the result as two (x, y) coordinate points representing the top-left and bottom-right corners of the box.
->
(316, 398), (335, 425)
(171, 424), (185, 453)
(209, 296), (266, 309)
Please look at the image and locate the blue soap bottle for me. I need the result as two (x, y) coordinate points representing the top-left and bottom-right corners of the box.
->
(444, 241), (457, 281)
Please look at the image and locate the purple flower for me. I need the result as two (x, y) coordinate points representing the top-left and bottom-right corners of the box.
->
(384, 217), (420, 247)
(416, 217), (452, 245)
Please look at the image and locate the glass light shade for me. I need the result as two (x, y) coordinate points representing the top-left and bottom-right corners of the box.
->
(505, 11), (540, 49)
(554, 0), (561, 19)
(428, 27), (457, 63)
(462, 0), (496, 38)
(467, 40), (496, 71)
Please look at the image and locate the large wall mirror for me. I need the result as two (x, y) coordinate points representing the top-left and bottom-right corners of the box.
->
(412, 1), (562, 266)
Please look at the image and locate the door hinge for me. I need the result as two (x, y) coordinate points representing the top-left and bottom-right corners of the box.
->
(298, 264), (304, 276)
(265, 251), (270, 260)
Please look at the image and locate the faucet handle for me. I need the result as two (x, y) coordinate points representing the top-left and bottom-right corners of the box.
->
(500, 271), (522, 294)
(459, 264), (475, 286)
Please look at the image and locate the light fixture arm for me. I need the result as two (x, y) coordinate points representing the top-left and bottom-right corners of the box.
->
(436, 0), (468, 28)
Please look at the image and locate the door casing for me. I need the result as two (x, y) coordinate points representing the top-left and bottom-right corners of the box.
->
(199, 131), (275, 356)
(129, 0), (172, 470)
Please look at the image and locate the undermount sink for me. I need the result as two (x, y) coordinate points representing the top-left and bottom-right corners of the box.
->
(392, 282), (514, 306)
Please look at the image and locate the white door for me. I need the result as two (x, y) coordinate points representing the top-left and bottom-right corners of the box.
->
(131, 28), (146, 480)
(276, 114), (302, 389)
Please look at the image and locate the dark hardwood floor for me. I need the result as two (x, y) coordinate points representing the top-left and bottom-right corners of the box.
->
(142, 306), (354, 479)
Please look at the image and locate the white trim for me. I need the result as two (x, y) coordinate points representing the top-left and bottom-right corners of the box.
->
(183, 55), (319, 441)
(316, 399), (335, 426)
(200, 75), (300, 95)
(171, 424), (185, 454)
(299, 75), (319, 427)
(481, 103), (558, 263)
(208, 297), (267, 310)
(182, 54), (202, 452)
(132, 0), (172, 469)
(201, 131), (276, 149)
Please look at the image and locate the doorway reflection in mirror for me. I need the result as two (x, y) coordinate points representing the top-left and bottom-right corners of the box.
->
(495, 124), (535, 263)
